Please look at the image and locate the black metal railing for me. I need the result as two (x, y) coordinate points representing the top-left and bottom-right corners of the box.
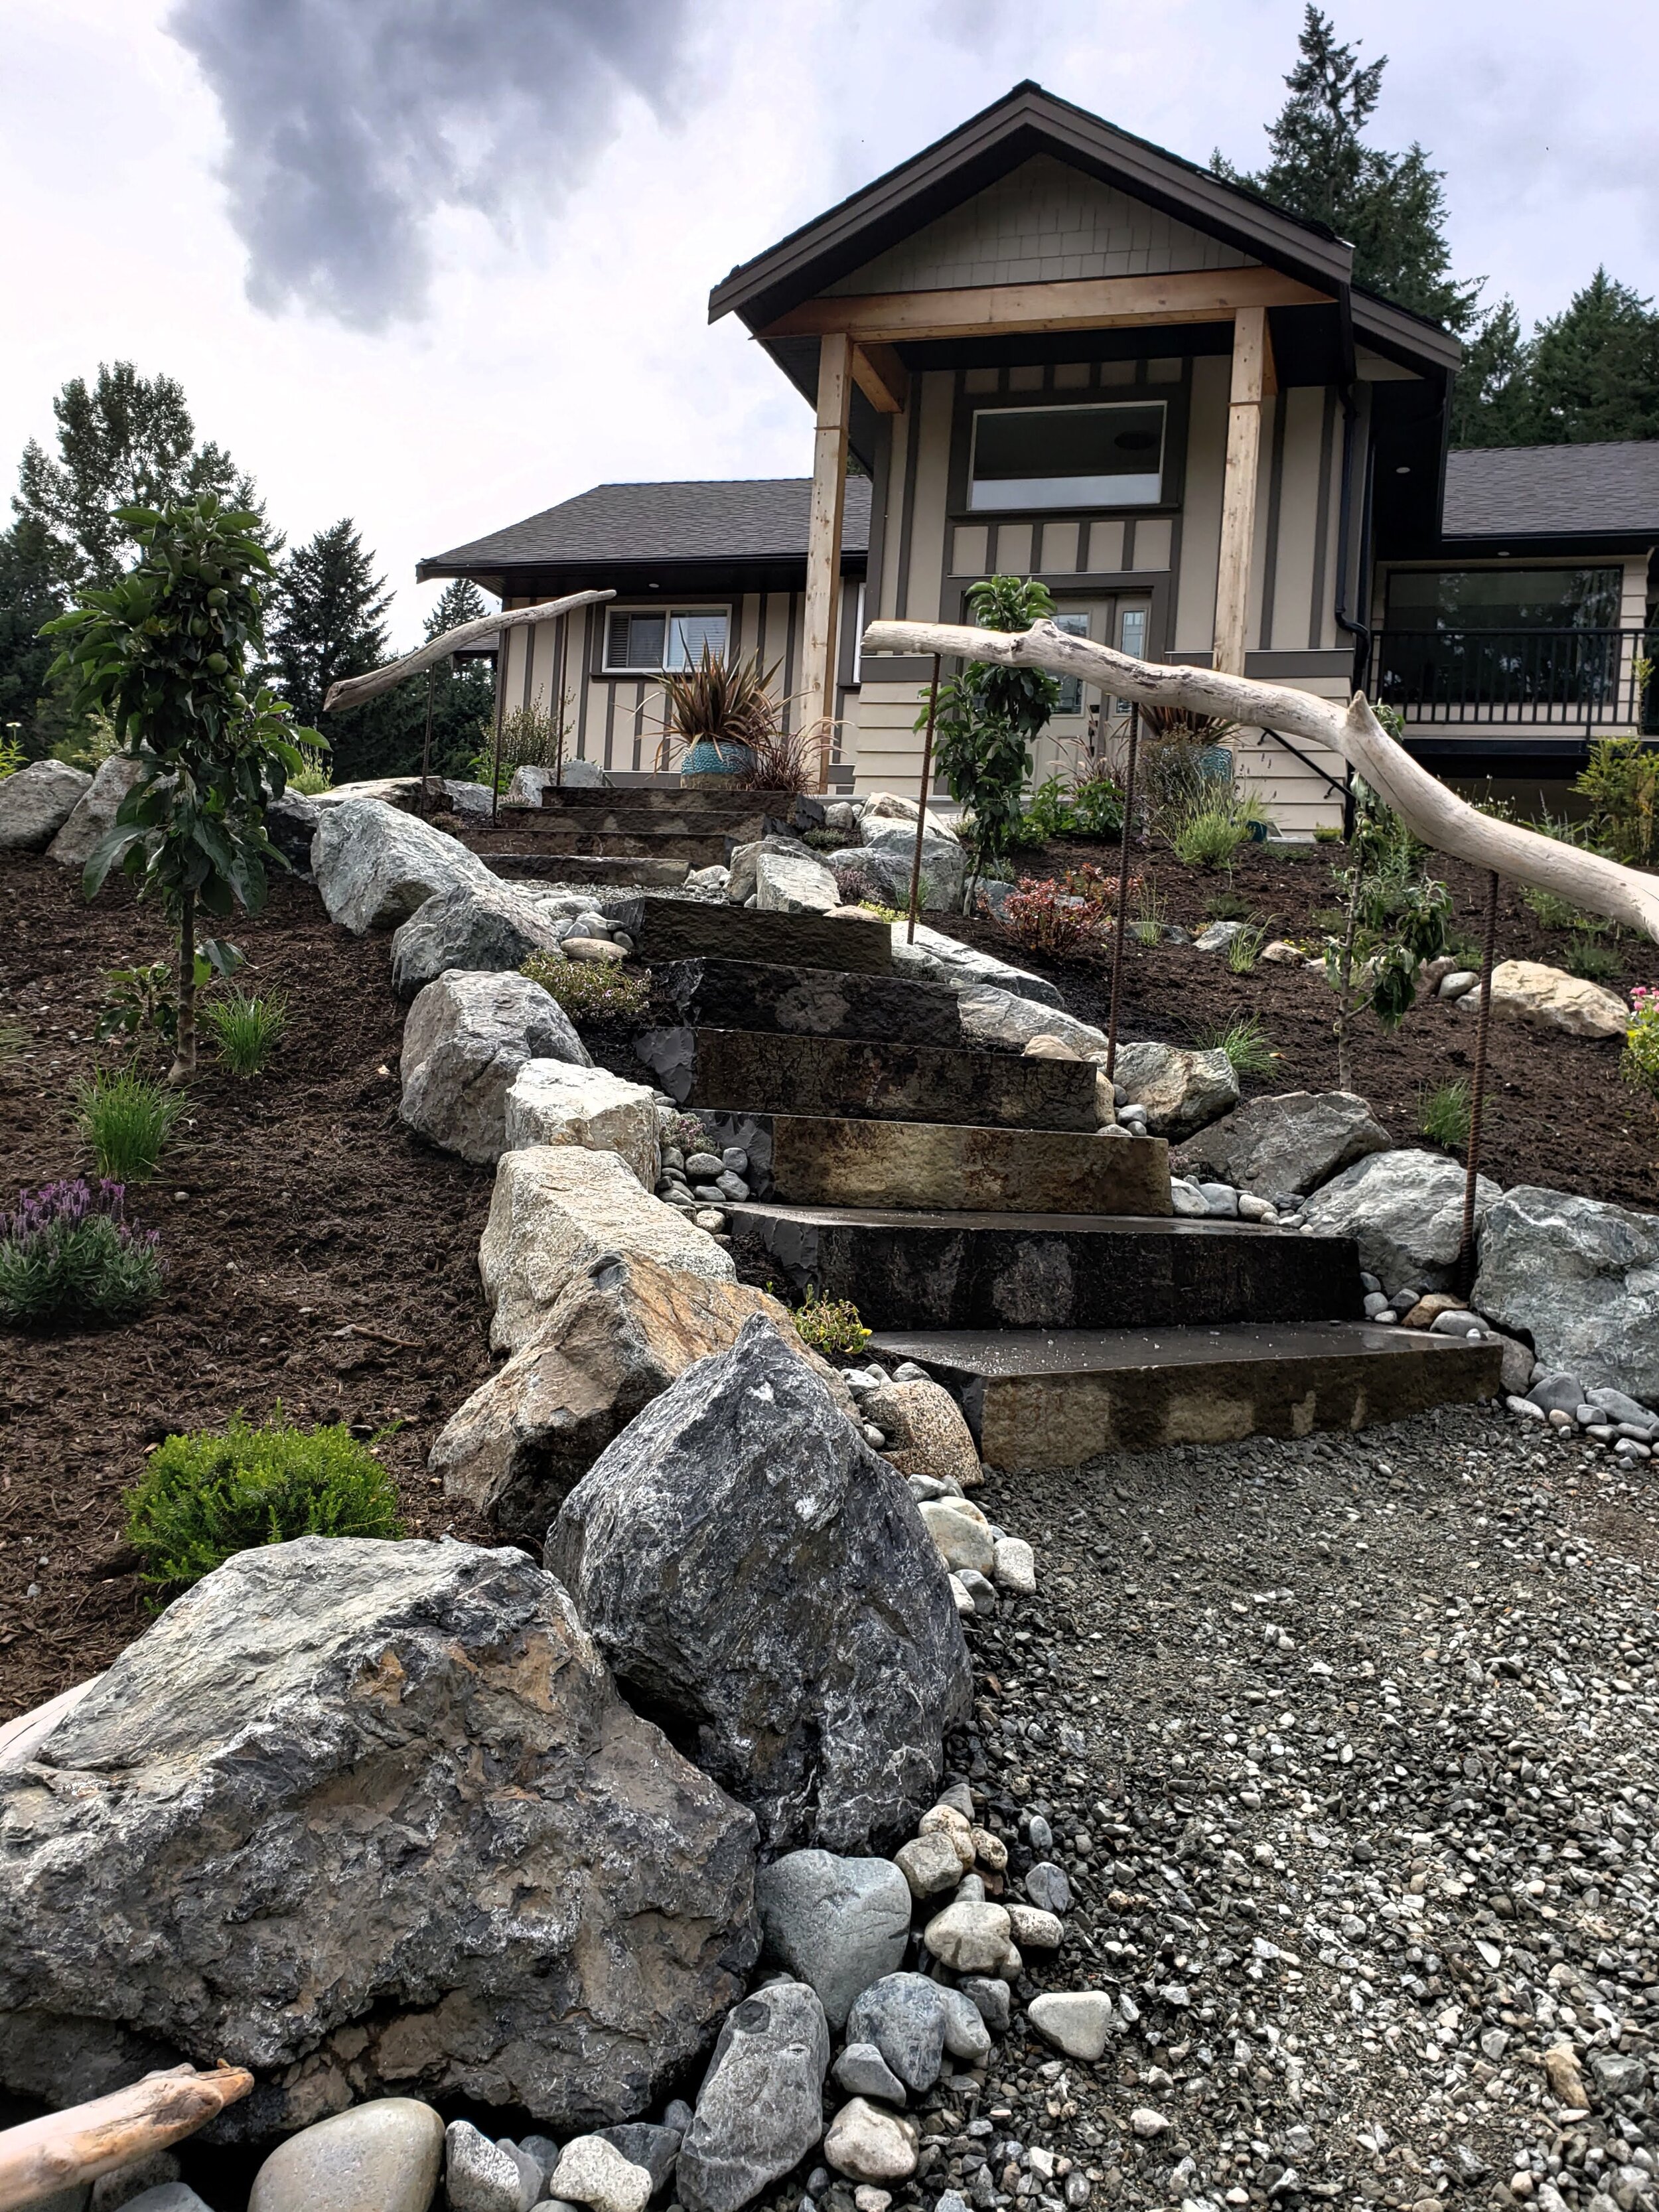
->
(1370, 627), (1658, 733)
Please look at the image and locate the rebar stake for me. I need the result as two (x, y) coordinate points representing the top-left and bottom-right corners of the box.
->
(906, 654), (942, 946)
(419, 666), (436, 816)
(1104, 704), (1141, 1086)
(1457, 867), (1501, 1292)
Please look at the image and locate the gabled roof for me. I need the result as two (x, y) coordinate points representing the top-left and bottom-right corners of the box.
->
(418, 477), (871, 581)
(1443, 441), (1659, 544)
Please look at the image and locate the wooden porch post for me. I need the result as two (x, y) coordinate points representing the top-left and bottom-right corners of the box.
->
(803, 331), (852, 791)
(1212, 305), (1275, 676)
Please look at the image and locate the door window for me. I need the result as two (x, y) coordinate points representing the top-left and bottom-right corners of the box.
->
(1052, 612), (1090, 716)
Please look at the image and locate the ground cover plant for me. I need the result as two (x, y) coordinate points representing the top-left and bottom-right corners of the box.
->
(0, 1178), (163, 1329)
(75, 1067), (181, 1181)
(792, 1286), (871, 1360)
(520, 951), (652, 1025)
(1625, 984), (1659, 1096)
(124, 1407), (405, 1591)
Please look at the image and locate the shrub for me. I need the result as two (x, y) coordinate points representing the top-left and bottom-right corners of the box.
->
(1000, 877), (1110, 958)
(1624, 985), (1659, 1097)
(802, 824), (858, 852)
(1059, 861), (1139, 911)
(1202, 886), (1256, 922)
(792, 1287), (871, 1361)
(926, 575), (1060, 869)
(124, 1408), (405, 1591)
(76, 1068), (182, 1181)
(521, 951), (653, 1025)
(1575, 732), (1658, 867)
(1171, 792), (1272, 871)
(1200, 1014), (1275, 1076)
(1417, 1079), (1472, 1152)
(1313, 822), (1343, 844)
(96, 962), (179, 1050)
(1565, 934), (1624, 982)
(200, 989), (288, 1076)
(0, 1179), (163, 1329)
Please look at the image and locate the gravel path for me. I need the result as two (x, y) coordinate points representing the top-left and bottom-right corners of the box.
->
(906, 1405), (1659, 2212)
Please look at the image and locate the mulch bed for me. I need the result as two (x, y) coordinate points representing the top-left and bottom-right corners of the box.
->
(0, 855), (496, 1726)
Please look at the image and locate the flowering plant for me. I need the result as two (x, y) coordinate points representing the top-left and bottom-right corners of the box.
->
(0, 1178), (164, 1329)
(1623, 984), (1659, 1096)
(999, 876), (1112, 958)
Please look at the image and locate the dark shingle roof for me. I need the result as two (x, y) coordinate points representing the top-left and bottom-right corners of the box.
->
(1444, 441), (1659, 540)
(423, 477), (871, 575)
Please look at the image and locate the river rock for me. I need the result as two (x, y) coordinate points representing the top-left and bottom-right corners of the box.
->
(390, 881), (572, 998)
(844, 1975), (948, 2095)
(0, 1539), (758, 2135)
(250, 2101), (445, 2212)
(822, 2102), (918, 2185)
(916, 1498), (995, 1578)
(857, 1378), (980, 1490)
(0, 761), (92, 851)
(547, 1315), (972, 1853)
(894, 1831), (964, 1899)
(399, 971), (589, 1165)
(1027, 1992), (1114, 2061)
(1299, 1148), (1500, 1293)
(1474, 1185), (1659, 1401)
(480, 1146), (734, 1355)
(548, 2136), (653, 2212)
(938, 1985), (991, 2065)
(46, 755), (147, 869)
(311, 796), (496, 932)
(676, 1982), (829, 2212)
(1178, 1088), (1392, 1197)
(504, 1060), (660, 1189)
(1110, 1041), (1239, 1138)
(922, 1900), (1014, 1975)
(447, 2122), (526, 2212)
(591, 2125), (681, 2195)
(1465, 958), (1628, 1040)
(757, 1850), (912, 2030)
(833, 2043), (907, 2104)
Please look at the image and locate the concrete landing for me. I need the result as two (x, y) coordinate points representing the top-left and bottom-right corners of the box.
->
(867, 1322), (1504, 1468)
(611, 899), (895, 975)
(658, 957), (966, 1049)
(727, 1203), (1362, 1332)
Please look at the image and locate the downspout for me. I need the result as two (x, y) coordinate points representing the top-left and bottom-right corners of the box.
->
(1333, 281), (1369, 836)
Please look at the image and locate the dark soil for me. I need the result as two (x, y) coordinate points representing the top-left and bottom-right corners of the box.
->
(942, 838), (1659, 1207)
(0, 855), (496, 1726)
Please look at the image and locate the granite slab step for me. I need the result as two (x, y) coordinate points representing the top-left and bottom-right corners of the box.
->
(635, 1028), (1098, 1129)
(611, 899), (895, 974)
(535, 785), (798, 819)
(482, 852), (692, 889)
(867, 1321), (1505, 1469)
(657, 957), (966, 1048)
(501, 824), (735, 863)
(726, 1202), (1362, 1331)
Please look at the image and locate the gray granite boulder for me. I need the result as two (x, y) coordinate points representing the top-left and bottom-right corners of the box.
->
(391, 882), (571, 998)
(312, 796), (496, 932)
(1178, 1089), (1392, 1197)
(844, 1973), (948, 2095)
(1111, 1041), (1239, 1139)
(757, 1850), (912, 2029)
(676, 1982), (829, 2212)
(399, 970), (589, 1165)
(0, 1538), (758, 2135)
(831, 830), (966, 915)
(46, 755), (146, 868)
(727, 836), (812, 907)
(953, 983), (1106, 1059)
(0, 761), (92, 851)
(755, 848), (840, 916)
(1299, 1147), (1500, 1293)
(887, 922), (1062, 1006)
(1474, 1186), (1659, 1402)
(547, 1316), (972, 1854)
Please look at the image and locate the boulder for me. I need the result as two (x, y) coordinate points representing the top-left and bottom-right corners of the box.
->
(887, 923), (1062, 1007)
(860, 791), (928, 828)
(447, 2122), (530, 2212)
(756, 1851), (912, 2031)
(312, 797), (496, 933)
(248, 2100), (444, 2212)
(843, 824), (967, 914)
(504, 1061), (660, 1189)
(844, 1974), (947, 2094)
(1027, 1992), (1113, 2062)
(676, 1983), (829, 2212)
(860, 1379), (981, 1492)
(822, 2102), (918, 2185)
(1177, 1090), (1392, 1197)
(953, 985), (1106, 1060)
(46, 755), (147, 868)
(755, 848), (840, 916)
(1299, 1148), (1500, 1294)
(431, 1256), (803, 1541)
(1110, 1041), (1239, 1139)
(1473, 1186), (1659, 1402)
(726, 836), (812, 907)
(439, 780), (497, 821)
(547, 1316), (972, 1854)
(547, 2136), (653, 2212)
(480, 1147), (733, 1355)
(0, 1538), (758, 2135)
(0, 761), (92, 851)
(399, 972), (589, 1167)
(390, 883), (573, 999)
(1463, 959), (1628, 1040)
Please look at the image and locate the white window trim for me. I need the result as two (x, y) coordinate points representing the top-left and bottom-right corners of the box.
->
(968, 399), (1168, 513)
(601, 603), (735, 676)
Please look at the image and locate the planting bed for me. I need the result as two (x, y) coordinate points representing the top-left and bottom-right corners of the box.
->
(0, 855), (496, 1724)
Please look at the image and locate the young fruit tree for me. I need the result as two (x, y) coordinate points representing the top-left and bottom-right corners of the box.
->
(918, 574), (1059, 872)
(1322, 777), (1450, 1089)
(42, 494), (314, 1082)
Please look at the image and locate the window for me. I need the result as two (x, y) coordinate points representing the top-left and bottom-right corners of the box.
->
(1384, 568), (1622, 632)
(603, 606), (730, 674)
(1052, 613), (1090, 716)
(969, 402), (1166, 512)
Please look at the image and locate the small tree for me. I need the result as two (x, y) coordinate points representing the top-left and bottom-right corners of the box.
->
(921, 574), (1059, 871)
(1321, 776), (1449, 1088)
(42, 493), (309, 1083)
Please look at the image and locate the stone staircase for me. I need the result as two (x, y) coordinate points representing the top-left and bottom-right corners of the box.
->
(498, 782), (802, 871)
(621, 900), (1503, 1471)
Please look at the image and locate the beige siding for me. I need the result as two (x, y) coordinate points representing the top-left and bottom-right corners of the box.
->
(846, 677), (930, 795)
(1266, 387), (1328, 650)
(824, 155), (1256, 295)
(903, 371), (954, 621)
(1231, 675), (1350, 838)
(1173, 354), (1230, 652)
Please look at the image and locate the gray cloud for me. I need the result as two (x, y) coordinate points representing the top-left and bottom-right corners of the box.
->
(168, 0), (693, 329)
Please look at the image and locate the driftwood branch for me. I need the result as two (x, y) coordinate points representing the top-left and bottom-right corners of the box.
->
(0, 2067), (254, 2212)
(323, 589), (616, 715)
(863, 616), (1659, 945)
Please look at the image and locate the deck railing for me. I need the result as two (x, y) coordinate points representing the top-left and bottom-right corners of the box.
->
(1370, 627), (1658, 734)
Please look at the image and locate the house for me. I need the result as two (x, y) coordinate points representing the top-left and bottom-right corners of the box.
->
(419, 82), (1656, 832)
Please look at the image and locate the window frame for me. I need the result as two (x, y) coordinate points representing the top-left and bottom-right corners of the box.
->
(601, 602), (735, 677)
(966, 398), (1169, 514)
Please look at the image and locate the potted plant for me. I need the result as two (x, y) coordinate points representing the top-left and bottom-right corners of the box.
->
(660, 649), (781, 785)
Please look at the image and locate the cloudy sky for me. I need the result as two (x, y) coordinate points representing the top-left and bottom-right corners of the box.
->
(3, 0), (1657, 644)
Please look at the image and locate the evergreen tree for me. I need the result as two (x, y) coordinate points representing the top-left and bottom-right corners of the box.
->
(422, 579), (498, 776)
(0, 518), (67, 757)
(1449, 296), (1534, 447)
(267, 518), (392, 727)
(1522, 271), (1659, 443)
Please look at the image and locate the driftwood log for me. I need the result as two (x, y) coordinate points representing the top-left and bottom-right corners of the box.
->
(863, 617), (1659, 945)
(322, 588), (616, 715)
(0, 2066), (253, 2212)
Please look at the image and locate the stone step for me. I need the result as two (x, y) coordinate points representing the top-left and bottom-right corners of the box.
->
(658, 956), (966, 1049)
(726, 1202), (1362, 1332)
(499, 823), (737, 863)
(867, 1321), (1504, 1469)
(536, 785), (797, 818)
(510, 805), (779, 840)
(482, 852), (691, 889)
(637, 1028), (1098, 1130)
(696, 1110), (1169, 1215)
(611, 898), (895, 975)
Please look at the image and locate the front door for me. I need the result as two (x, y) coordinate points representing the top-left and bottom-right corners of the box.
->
(1034, 595), (1152, 788)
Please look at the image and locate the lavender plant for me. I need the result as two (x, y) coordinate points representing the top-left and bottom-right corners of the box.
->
(0, 1179), (164, 1328)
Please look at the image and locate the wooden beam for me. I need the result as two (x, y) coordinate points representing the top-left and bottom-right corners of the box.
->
(762, 266), (1326, 344)
(802, 332), (853, 792)
(851, 341), (908, 415)
(1212, 306), (1275, 678)
(324, 589), (614, 714)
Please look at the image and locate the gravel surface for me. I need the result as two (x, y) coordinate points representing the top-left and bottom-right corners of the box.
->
(861, 1404), (1658, 2212)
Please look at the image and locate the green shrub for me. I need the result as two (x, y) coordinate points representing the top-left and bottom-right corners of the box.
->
(125, 1408), (405, 1590)
(1417, 1079), (1472, 1152)
(76, 1068), (182, 1182)
(1202, 886), (1255, 922)
(1624, 987), (1659, 1096)
(522, 951), (653, 1025)
(1172, 803), (1248, 870)
(802, 824), (857, 852)
(1575, 731), (1658, 866)
(0, 1179), (164, 1329)
(200, 989), (288, 1075)
(1200, 1014), (1275, 1076)
(792, 1287), (871, 1360)
(1565, 934), (1624, 982)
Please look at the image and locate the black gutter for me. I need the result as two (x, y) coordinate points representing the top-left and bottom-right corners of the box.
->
(1331, 281), (1372, 836)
